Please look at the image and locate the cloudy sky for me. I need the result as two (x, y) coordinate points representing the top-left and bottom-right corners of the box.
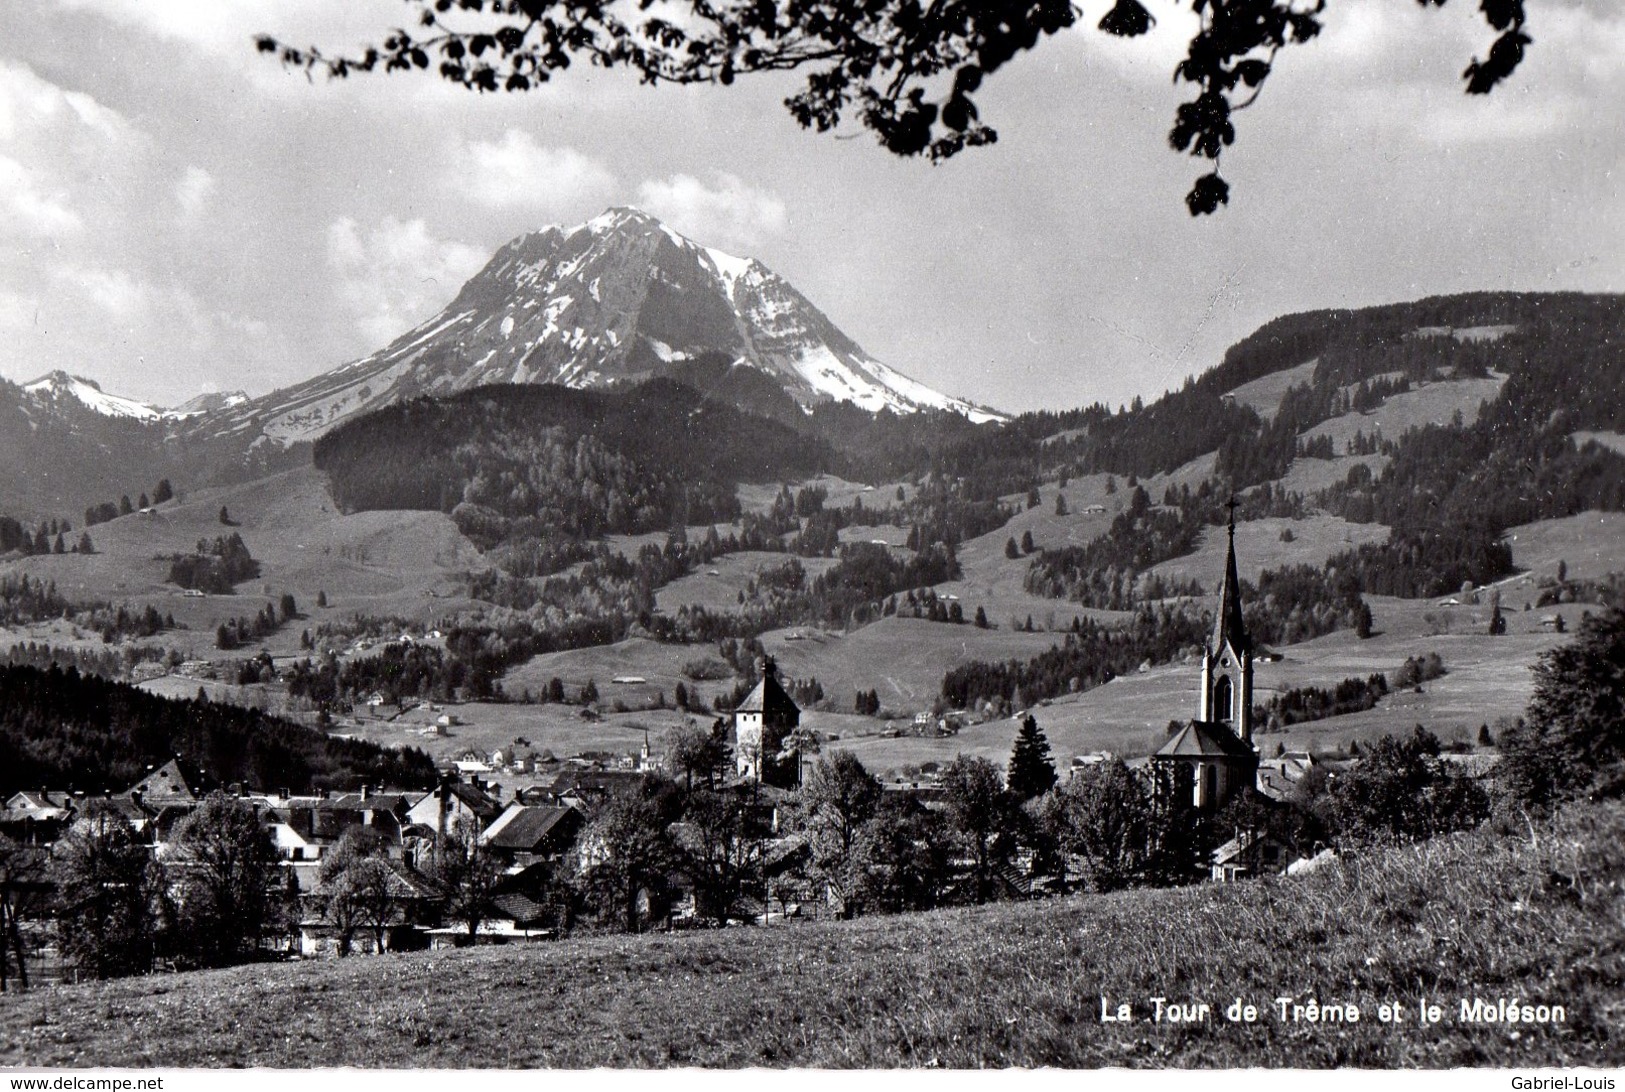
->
(0, 1), (1620, 414)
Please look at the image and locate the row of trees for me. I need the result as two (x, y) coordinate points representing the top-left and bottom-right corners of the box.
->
(83, 478), (174, 527)
(569, 711), (1500, 936)
(0, 517), (92, 558)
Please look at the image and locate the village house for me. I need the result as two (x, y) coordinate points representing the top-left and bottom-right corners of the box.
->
(1210, 829), (1296, 882)
(0, 790), (74, 846)
(404, 777), (504, 839)
(479, 803), (584, 869)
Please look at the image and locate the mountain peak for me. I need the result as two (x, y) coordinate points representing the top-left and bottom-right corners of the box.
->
(204, 207), (1006, 445)
(24, 370), (163, 421)
(26, 369), (99, 392)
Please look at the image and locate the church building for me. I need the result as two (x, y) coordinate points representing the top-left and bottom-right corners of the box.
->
(1153, 504), (1260, 810)
(733, 657), (801, 788)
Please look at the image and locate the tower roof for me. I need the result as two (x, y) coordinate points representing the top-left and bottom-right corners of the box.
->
(1211, 500), (1252, 657)
(735, 657), (800, 718)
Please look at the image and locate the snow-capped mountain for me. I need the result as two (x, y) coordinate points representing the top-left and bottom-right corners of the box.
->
(201, 207), (1004, 446)
(21, 372), (248, 422)
(167, 390), (249, 418)
(23, 371), (165, 421)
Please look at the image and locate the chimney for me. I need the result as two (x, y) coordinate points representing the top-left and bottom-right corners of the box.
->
(279, 787), (290, 800)
(130, 790), (143, 807)
(361, 784), (372, 801)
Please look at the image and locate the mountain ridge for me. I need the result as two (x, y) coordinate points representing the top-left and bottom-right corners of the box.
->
(190, 207), (1004, 448)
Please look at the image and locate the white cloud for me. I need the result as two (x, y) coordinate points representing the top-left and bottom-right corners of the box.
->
(635, 172), (788, 253)
(176, 165), (215, 218)
(0, 287), (35, 332)
(456, 130), (616, 212)
(52, 0), (401, 57)
(0, 154), (83, 237)
(325, 215), (488, 346)
(59, 265), (147, 320)
(0, 61), (148, 242)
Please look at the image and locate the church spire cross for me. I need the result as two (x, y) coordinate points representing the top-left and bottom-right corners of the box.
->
(1225, 495), (1239, 536)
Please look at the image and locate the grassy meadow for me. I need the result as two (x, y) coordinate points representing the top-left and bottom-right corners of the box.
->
(2, 801), (1620, 1068)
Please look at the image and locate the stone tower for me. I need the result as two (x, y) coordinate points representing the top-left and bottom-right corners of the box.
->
(732, 657), (801, 787)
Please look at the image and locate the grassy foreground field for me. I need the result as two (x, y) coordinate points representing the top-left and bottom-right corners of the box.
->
(3, 803), (1621, 1068)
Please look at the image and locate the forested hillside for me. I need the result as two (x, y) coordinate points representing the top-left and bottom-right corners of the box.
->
(313, 379), (831, 546)
(0, 663), (438, 795)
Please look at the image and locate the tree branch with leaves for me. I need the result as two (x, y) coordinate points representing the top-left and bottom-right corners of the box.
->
(258, 0), (1530, 215)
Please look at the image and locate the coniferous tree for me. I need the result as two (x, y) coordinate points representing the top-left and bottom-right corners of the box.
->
(1007, 714), (1058, 800)
(1503, 608), (1625, 805)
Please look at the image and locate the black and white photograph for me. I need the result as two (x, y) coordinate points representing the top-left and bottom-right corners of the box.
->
(0, 0), (1621, 1076)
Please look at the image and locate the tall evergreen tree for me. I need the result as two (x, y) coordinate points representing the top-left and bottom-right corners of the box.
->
(1007, 714), (1058, 800)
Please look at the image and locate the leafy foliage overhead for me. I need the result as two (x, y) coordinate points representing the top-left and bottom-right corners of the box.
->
(257, 0), (1530, 214)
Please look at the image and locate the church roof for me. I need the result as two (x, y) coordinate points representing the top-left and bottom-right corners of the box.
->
(1156, 720), (1257, 762)
(1210, 506), (1253, 657)
(735, 661), (800, 718)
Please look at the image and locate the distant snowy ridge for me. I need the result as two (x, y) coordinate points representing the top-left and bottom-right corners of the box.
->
(24, 372), (163, 421)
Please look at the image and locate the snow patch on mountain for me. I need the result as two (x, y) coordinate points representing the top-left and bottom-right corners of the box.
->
(24, 372), (162, 421)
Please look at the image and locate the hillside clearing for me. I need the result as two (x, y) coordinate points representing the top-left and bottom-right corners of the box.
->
(2, 801), (1618, 1068)
(0, 465), (483, 658)
(1225, 358), (1320, 420)
(1145, 516), (1388, 588)
(1302, 374), (1506, 452)
(1505, 510), (1625, 582)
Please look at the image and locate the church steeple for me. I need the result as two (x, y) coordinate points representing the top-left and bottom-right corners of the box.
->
(1200, 498), (1255, 742)
(1211, 498), (1252, 658)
